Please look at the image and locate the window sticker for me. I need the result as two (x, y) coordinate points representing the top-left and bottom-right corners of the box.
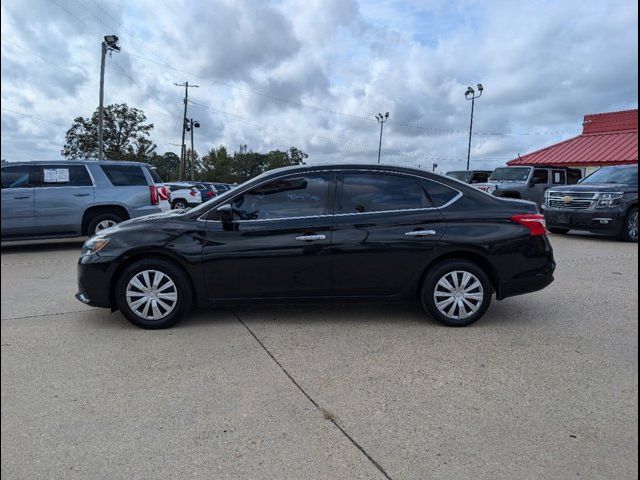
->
(43, 168), (70, 183)
(56, 168), (70, 182)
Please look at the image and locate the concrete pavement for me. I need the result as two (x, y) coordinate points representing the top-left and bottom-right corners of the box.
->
(1, 234), (638, 479)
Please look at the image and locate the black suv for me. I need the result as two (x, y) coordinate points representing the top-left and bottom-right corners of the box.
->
(543, 165), (638, 242)
(76, 164), (555, 329)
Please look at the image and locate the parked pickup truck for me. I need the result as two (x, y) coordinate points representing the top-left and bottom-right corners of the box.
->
(473, 166), (582, 205)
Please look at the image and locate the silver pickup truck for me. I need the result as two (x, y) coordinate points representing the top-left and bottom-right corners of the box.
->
(473, 166), (582, 205)
(1, 160), (170, 240)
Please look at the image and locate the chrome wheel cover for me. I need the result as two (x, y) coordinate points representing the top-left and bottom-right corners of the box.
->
(433, 270), (484, 320)
(95, 219), (117, 233)
(628, 210), (638, 240)
(126, 270), (178, 321)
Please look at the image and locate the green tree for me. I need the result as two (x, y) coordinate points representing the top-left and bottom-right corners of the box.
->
(148, 151), (180, 181)
(200, 146), (235, 182)
(61, 104), (156, 161)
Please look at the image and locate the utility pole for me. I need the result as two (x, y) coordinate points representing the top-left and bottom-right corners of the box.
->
(464, 83), (483, 170)
(375, 112), (390, 164)
(187, 118), (200, 181)
(174, 82), (199, 180)
(98, 35), (120, 161)
(432, 163), (438, 172)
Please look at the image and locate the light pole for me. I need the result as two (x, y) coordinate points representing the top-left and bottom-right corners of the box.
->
(98, 35), (120, 161)
(375, 112), (389, 164)
(464, 83), (483, 170)
(186, 118), (200, 181)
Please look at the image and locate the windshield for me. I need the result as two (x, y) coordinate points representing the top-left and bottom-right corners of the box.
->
(581, 166), (638, 185)
(490, 167), (530, 182)
(446, 171), (472, 182)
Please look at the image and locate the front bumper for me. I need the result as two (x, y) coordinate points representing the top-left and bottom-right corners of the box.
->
(543, 206), (625, 235)
(76, 254), (117, 309)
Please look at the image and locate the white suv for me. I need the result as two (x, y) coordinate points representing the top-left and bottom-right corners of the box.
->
(166, 182), (202, 209)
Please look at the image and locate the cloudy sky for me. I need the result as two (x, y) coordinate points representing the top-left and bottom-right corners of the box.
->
(1, 0), (637, 171)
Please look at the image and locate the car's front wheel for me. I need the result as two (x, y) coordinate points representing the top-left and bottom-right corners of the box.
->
(115, 258), (193, 329)
(421, 259), (492, 327)
(621, 206), (638, 242)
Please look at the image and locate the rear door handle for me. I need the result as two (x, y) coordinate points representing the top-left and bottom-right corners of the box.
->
(295, 234), (326, 241)
(405, 230), (437, 237)
(73, 193), (90, 197)
(13, 196), (31, 199)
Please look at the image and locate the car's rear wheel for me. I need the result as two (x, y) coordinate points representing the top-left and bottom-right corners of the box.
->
(621, 207), (638, 242)
(548, 227), (570, 235)
(115, 258), (193, 329)
(421, 259), (492, 327)
(172, 199), (188, 210)
(87, 212), (125, 236)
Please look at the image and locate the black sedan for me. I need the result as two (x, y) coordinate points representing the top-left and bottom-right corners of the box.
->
(76, 164), (555, 329)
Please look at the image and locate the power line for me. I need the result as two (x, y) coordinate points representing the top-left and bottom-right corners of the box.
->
(1, 108), (68, 127)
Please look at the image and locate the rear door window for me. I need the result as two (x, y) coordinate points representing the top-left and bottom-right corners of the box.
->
(552, 170), (567, 185)
(421, 179), (460, 207)
(1, 166), (33, 189)
(339, 173), (431, 213)
(101, 165), (148, 186)
(532, 169), (549, 184)
(35, 165), (93, 187)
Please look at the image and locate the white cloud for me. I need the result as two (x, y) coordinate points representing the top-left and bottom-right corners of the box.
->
(1, 0), (637, 172)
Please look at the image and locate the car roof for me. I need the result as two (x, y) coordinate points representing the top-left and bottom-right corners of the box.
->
(2, 160), (153, 167)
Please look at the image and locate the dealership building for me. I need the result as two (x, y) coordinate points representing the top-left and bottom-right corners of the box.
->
(507, 109), (638, 175)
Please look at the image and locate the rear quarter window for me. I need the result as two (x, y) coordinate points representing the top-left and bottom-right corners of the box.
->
(101, 165), (148, 186)
(422, 179), (460, 207)
(146, 167), (163, 184)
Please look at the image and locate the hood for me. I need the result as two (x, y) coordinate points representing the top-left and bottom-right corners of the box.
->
(97, 210), (185, 236)
(548, 183), (638, 194)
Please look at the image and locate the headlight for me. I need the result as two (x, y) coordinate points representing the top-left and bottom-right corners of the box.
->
(596, 192), (624, 208)
(82, 236), (111, 255)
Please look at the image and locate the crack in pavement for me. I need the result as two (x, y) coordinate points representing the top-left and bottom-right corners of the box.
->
(234, 311), (394, 480)
(1, 308), (96, 322)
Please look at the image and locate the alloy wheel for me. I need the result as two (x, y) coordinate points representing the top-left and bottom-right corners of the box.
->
(433, 270), (484, 320)
(125, 270), (178, 320)
(95, 219), (117, 233)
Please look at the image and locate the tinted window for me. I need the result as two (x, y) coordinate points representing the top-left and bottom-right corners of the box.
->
(1, 166), (32, 189)
(422, 179), (459, 207)
(446, 171), (471, 182)
(340, 173), (431, 213)
(490, 167), (530, 182)
(470, 172), (489, 183)
(582, 166), (638, 185)
(231, 174), (331, 220)
(567, 169), (582, 184)
(532, 169), (549, 184)
(101, 165), (148, 186)
(147, 167), (162, 183)
(35, 165), (92, 187)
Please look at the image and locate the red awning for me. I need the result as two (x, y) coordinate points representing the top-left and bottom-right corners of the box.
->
(508, 109), (638, 168)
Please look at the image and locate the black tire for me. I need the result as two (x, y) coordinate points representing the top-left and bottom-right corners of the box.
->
(115, 258), (193, 329)
(621, 206), (638, 242)
(548, 227), (570, 235)
(172, 199), (188, 210)
(87, 211), (125, 236)
(421, 259), (492, 327)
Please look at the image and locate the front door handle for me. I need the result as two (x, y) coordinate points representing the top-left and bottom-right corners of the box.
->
(73, 193), (90, 197)
(405, 230), (437, 237)
(13, 196), (31, 199)
(295, 234), (326, 241)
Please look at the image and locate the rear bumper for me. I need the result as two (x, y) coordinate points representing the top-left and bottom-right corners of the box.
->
(543, 206), (625, 235)
(497, 260), (555, 300)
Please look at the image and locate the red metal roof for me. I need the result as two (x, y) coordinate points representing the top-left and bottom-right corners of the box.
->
(508, 109), (638, 167)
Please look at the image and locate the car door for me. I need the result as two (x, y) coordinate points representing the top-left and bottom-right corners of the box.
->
(331, 171), (447, 297)
(33, 164), (94, 235)
(1, 165), (36, 237)
(201, 172), (335, 300)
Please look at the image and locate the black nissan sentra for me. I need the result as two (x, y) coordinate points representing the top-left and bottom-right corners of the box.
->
(76, 164), (555, 329)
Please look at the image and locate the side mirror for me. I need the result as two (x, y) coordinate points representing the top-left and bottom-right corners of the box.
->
(217, 203), (234, 223)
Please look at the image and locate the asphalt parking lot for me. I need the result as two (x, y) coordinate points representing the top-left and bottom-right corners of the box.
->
(1, 233), (638, 480)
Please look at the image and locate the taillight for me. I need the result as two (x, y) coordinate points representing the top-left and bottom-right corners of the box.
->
(207, 191), (214, 197)
(149, 185), (159, 205)
(158, 186), (169, 201)
(189, 188), (198, 197)
(511, 214), (547, 236)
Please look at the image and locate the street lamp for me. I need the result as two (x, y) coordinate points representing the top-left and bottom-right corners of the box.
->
(98, 35), (120, 161)
(464, 83), (483, 170)
(375, 112), (389, 164)
(186, 118), (200, 181)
